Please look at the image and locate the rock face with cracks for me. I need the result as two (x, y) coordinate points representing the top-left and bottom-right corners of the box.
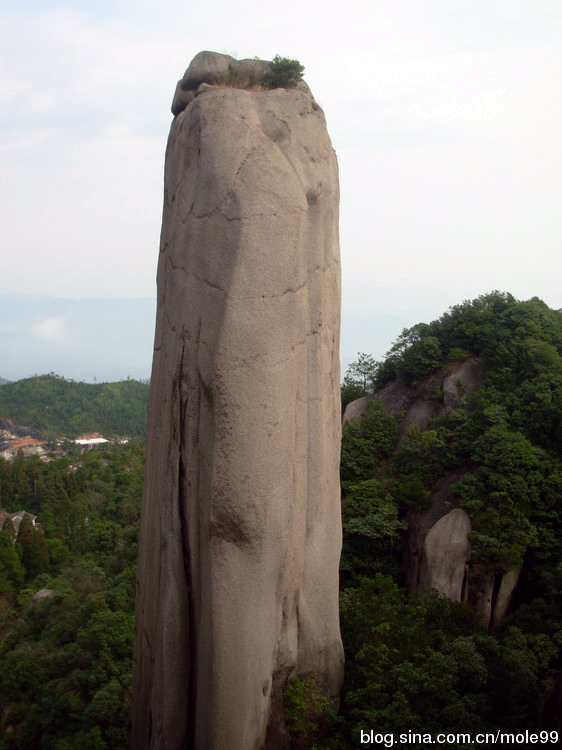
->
(131, 53), (343, 750)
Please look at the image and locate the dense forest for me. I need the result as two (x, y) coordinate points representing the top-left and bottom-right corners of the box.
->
(0, 443), (143, 748)
(332, 292), (562, 747)
(0, 291), (560, 748)
(0, 375), (149, 440)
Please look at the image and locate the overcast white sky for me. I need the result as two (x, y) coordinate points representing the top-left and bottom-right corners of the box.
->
(1, 0), (561, 373)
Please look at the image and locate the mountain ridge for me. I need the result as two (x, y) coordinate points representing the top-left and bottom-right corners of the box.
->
(0, 373), (149, 439)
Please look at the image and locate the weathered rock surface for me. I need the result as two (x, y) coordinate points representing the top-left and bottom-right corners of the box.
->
(341, 394), (371, 423)
(344, 362), (503, 611)
(404, 477), (523, 625)
(0, 418), (41, 441)
(171, 51), (311, 117)
(181, 50), (236, 88)
(131, 57), (343, 750)
(31, 588), (53, 603)
(419, 509), (471, 600)
(402, 470), (468, 593)
(342, 359), (483, 433)
(442, 359), (483, 410)
(466, 567), (523, 628)
(491, 568), (521, 628)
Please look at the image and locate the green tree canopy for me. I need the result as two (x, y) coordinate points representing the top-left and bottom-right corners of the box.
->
(263, 55), (305, 88)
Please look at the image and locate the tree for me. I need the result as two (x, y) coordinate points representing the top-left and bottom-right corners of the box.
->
(283, 675), (333, 746)
(452, 425), (542, 572)
(399, 336), (442, 383)
(263, 55), (305, 88)
(17, 513), (49, 581)
(343, 352), (378, 398)
(0, 518), (25, 598)
(342, 479), (405, 551)
(341, 402), (398, 488)
(359, 401), (398, 461)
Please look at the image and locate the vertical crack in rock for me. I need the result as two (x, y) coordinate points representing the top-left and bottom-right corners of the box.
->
(177, 340), (197, 748)
(131, 51), (343, 750)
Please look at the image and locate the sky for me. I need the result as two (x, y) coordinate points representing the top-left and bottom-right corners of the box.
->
(1, 0), (561, 379)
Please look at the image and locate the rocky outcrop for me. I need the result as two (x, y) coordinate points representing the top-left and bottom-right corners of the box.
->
(492, 568), (521, 628)
(442, 359), (482, 410)
(30, 588), (53, 603)
(345, 362), (516, 616)
(406, 486), (522, 626)
(171, 51), (311, 117)
(402, 471), (468, 593)
(418, 509), (471, 600)
(131, 53), (343, 750)
(0, 419), (42, 454)
(0, 418), (40, 439)
(343, 359), (483, 434)
(467, 567), (522, 629)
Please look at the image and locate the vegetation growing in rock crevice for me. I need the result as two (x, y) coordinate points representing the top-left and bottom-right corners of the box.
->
(283, 674), (334, 746)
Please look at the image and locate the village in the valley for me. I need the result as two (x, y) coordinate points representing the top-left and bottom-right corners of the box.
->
(0, 419), (130, 545)
(0, 418), (126, 462)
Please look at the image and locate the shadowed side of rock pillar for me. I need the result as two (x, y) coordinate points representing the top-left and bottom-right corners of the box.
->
(131, 56), (343, 750)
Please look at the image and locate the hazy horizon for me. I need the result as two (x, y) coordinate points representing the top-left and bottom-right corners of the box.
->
(2, 288), (559, 385)
(2, 1), (561, 382)
(0, 294), (156, 383)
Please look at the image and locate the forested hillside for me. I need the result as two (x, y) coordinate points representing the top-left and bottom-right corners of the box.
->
(0, 292), (560, 748)
(334, 292), (562, 745)
(0, 375), (149, 439)
(0, 443), (143, 748)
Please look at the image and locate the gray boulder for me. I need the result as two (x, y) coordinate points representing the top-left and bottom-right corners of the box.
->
(419, 508), (471, 600)
(469, 567), (522, 629)
(442, 359), (483, 410)
(170, 53), (311, 117)
(171, 82), (195, 117)
(492, 568), (521, 628)
(342, 394), (371, 422)
(238, 57), (271, 84)
(343, 359), (483, 432)
(131, 58), (343, 750)
(31, 588), (53, 603)
(181, 50), (236, 89)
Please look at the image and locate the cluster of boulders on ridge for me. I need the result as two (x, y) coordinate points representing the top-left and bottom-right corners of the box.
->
(344, 359), (521, 631)
(171, 50), (311, 116)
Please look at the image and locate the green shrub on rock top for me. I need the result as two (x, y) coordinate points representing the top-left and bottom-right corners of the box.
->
(263, 55), (305, 89)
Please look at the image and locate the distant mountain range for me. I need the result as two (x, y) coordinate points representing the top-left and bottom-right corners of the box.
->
(0, 295), (156, 383)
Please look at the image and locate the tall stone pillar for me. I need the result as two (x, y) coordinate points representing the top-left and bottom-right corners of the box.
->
(131, 52), (343, 750)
